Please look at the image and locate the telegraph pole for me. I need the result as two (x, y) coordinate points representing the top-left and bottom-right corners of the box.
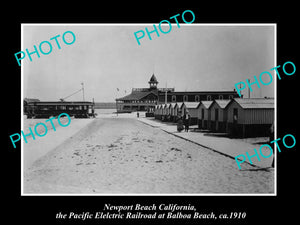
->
(165, 82), (167, 105)
(81, 82), (85, 101)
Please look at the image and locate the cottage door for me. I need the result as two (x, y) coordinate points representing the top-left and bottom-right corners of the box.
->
(215, 109), (219, 131)
(233, 108), (238, 136)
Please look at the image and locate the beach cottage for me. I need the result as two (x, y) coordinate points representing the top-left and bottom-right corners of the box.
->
(116, 74), (239, 113)
(161, 104), (169, 121)
(168, 103), (177, 122)
(209, 99), (231, 132)
(225, 98), (274, 137)
(197, 101), (213, 129)
(154, 104), (163, 120)
(171, 102), (182, 122)
(154, 105), (159, 119)
(180, 102), (200, 125)
(174, 102), (184, 118)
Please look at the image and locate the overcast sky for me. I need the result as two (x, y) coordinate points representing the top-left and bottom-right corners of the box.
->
(22, 24), (275, 102)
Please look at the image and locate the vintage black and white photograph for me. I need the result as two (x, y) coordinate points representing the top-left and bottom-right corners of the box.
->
(21, 24), (276, 195)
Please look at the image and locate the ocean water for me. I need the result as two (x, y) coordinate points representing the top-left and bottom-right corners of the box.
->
(94, 108), (116, 115)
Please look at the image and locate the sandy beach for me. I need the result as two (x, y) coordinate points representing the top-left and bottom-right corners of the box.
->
(23, 113), (274, 194)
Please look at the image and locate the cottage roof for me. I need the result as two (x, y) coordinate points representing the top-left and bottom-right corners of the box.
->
(211, 99), (231, 109)
(198, 101), (213, 109)
(162, 104), (168, 109)
(231, 98), (274, 109)
(168, 103), (177, 108)
(175, 102), (184, 108)
(182, 102), (200, 109)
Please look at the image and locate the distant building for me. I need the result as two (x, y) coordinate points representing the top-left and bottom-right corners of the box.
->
(24, 98), (40, 114)
(116, 74), (160, 113)
(116, 74), (240, 113)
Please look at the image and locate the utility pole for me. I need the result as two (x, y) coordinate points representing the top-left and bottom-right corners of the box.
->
(81, 82), (85, 101)
(165, 82), (167, 105)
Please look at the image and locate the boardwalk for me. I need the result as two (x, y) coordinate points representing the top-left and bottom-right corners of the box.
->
(24, 117), (274, 194)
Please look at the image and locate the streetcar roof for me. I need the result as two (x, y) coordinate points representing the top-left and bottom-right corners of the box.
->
(27, 101), (94, 106)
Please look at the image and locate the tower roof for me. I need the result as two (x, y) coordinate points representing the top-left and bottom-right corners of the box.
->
(149, 74), (158, 84)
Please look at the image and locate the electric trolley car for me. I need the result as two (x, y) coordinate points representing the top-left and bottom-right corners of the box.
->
(24, 101), (95, 119)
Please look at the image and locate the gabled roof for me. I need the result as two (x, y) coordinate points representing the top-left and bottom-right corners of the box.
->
(168, 103), (177, 108)
(175, 102), (184, 108)
(210, 99), (231, 109)
(182, 102), (200, 109)
(158, 104), (164, 109)
(228, 98), (274, 109)
(197, 101), (213, 109)
(116, 91), (157, 101)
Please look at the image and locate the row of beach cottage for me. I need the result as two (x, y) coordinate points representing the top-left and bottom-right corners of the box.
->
(154, 98), (274, 138)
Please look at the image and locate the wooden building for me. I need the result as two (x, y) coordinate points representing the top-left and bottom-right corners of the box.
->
(180, 102), (200, 125)
(197, 101), (213, 129)
(174, 102), (184, 116)
(225, 98), (274, 137)
(209, 99), (231, 132)
(161, 104), (169, 121)
(116, 74), (240, 113)
(116, 74), (160, 113)
(154, 104), (163, 120)
(168, 103), (177, 121)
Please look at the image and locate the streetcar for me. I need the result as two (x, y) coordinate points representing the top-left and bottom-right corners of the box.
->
(24, 101), (95, 119)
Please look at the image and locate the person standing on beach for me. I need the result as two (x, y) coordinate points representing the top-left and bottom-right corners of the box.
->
(177, 115), (184, 132)
(183, 112), (191, 132)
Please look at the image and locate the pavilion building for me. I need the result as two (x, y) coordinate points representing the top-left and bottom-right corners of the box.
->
(116, 74), (240, 113)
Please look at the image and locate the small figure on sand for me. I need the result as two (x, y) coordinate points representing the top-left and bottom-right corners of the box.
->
(183, 112), (191, 132)
(177, 115), (184, 132)
(137, 112), (139, 118)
